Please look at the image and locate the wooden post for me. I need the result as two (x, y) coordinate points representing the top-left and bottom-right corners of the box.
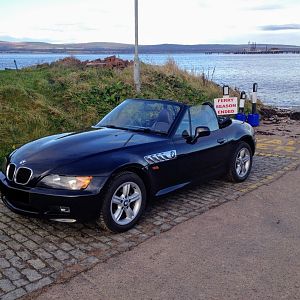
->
(14, 59), (19, 71)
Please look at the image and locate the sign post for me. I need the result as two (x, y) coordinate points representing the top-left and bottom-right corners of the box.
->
(214, 97), (238, 116)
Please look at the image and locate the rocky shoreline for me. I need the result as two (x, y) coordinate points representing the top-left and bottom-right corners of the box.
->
(259, 107), (300, 120)
(257, 106), (300, 137)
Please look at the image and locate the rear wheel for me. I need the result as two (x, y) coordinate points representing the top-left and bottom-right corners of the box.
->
(98, 172), (146, 233)
(227, 141), (253, 182)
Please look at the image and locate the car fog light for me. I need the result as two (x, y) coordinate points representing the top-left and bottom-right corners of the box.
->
(51, 219), (77, 223)
(60, 206), (70, 213)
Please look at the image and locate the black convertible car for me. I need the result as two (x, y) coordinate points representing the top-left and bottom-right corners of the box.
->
(0, 99), (255, 232)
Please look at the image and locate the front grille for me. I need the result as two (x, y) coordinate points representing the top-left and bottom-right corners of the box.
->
(15, 167), (33, 185)
(5, 163), (33, 186)
(6, 163), (16, 181)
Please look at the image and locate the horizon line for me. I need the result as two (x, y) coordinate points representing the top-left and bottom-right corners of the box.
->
(1, 40), (300, 47)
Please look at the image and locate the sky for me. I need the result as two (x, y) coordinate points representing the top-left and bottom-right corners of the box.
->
(0, 0), (300, 45)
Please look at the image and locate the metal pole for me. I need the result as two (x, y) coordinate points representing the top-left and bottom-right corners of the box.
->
(134, 0), (141, 93)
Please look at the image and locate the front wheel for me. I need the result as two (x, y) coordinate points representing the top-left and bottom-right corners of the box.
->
(227, 142), (253, 182)
(98, 172), (146, 233)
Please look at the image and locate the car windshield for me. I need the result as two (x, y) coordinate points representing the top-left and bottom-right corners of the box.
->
(95, 99), (181, 134)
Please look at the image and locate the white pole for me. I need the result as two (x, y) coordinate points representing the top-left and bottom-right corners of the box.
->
(239, 91), (246, 113)
(252, 83), (258, 113)
(134, 0), (141, 93)
(223, 85), (229, 98)
(252, 83), (258, 103)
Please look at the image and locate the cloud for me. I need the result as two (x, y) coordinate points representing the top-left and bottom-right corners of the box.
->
(249, 4), (283, 10)
(38, 23), (97, 32)
(0, 35), (55, 43)
(38, 28), (64, 32)
(260, 24), (300, 31)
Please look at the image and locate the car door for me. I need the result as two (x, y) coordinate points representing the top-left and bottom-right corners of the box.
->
(172, 104), (231, 183)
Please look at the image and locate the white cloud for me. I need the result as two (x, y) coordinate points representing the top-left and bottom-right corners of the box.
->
(0, 0), (299, 45)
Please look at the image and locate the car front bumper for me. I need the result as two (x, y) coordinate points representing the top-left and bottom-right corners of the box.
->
(0, 172), (107, 222)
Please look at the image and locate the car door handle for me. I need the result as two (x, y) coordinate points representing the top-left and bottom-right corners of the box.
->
(217, 138), (226, 144)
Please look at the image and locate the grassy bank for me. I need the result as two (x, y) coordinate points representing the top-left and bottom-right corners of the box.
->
(0, 58), (229, 161)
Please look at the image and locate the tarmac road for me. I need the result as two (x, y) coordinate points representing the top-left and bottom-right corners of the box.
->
(36, 165), (300, 300)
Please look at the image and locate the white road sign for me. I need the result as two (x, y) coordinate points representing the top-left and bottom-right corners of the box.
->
(214, 97), (238, 115)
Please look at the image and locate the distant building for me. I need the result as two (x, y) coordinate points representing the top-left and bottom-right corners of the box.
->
(268, 48), (282, 53)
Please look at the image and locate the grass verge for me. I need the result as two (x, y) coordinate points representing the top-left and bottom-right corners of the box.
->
(0, 57), (240, 162)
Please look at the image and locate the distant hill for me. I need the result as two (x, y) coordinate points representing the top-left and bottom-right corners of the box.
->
(1, 41), (300, 54)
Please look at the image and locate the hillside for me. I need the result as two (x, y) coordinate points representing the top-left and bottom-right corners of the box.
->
(0, 58), (226, 162)
(1, 41), (300, 54)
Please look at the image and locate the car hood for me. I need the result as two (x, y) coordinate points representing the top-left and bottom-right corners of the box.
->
(10, 127), (161, 170)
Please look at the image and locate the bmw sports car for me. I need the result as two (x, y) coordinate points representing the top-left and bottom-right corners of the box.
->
(0, 99), (255, 232)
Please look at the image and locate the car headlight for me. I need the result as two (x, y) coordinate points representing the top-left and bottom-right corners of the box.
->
(38, 175), (93, 190)
(1, 157), (7, 174)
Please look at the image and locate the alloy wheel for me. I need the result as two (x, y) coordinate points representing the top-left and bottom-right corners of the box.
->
(235, 147), (251, 178)
(110, 181), (142, 225)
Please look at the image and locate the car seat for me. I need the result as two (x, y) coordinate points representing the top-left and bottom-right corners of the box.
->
(151, 109), (172, 132)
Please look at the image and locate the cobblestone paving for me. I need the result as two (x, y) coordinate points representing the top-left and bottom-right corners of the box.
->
(0, 154), (299, 299)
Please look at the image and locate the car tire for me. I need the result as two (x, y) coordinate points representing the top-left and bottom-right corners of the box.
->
(227, 141), (253, 182)
(98, 171), (147, 233)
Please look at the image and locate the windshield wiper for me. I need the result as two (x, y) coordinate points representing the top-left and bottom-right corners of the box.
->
(130, 127), (152, 133)
(127, 126), (168, 135)
(103, 125), (130, 130)
(101, 125), (167, 135)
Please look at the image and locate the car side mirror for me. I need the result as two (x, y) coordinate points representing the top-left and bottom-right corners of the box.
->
(182, 127), (210, 144)
(194, 126), (210, 140)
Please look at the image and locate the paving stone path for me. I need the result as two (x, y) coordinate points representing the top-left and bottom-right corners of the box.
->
(0, 153), (299, 300)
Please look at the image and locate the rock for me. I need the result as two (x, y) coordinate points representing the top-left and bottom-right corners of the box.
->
(255, 130), (275, 136)
(86, 56), (133, 69)
(259, 106), (293, 120)
(290, 111), (300, 120)
(259, 107), (278, 118)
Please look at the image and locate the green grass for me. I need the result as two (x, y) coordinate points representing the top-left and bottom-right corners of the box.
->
(0, 57), (234, 162)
